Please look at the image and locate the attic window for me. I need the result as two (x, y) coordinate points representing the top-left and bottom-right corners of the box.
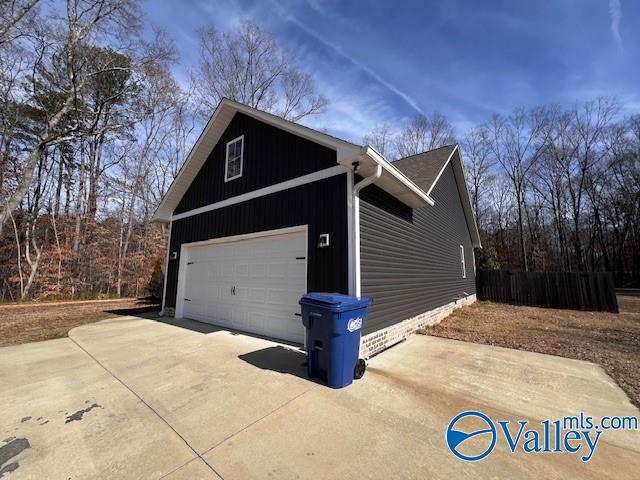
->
(225, 135), (244, 182)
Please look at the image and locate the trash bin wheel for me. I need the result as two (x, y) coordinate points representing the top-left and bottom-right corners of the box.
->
(354, 358), (366, 379)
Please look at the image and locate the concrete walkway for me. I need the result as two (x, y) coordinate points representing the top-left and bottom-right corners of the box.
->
(1, 315), (638, 479)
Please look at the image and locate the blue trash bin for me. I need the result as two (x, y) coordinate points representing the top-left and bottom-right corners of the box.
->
(299, 293), (372, 388)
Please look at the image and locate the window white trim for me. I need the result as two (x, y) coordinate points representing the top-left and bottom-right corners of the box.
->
(460, 245), (466, 278)
(224, 135), (244, 182)
(472, 248), (476, 275)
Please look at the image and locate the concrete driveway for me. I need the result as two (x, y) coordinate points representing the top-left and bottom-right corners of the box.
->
(1, 315), (639, 479)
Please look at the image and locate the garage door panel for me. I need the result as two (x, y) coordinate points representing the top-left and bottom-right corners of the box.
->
(267, 263), (285, 278)
(181, 229), (307, 343)
(240, 287), (266, 303)
(236, 263), (249, 277)
(250, 264), (266, 278)
(265, 288), (301, 306)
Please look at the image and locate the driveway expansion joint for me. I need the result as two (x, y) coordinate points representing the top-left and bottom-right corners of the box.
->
(68, 335), (224, 480)
(200, 389), (313, 457)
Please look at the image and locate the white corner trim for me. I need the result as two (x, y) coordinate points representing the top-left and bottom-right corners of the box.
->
(426, 144), (459, 196)
(159, 220), (172, 316)
(346, 169), (355, 296)
(172, 165), (348, 222)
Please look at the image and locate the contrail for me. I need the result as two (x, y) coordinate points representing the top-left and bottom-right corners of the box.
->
(609, 0), (624, 53)
(269, 0), (424, 114)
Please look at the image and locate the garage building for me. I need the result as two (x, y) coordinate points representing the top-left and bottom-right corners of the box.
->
(152, 99), (481, 357)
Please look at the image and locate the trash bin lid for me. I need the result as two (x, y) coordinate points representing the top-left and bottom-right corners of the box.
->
(299, 292), (372, 312)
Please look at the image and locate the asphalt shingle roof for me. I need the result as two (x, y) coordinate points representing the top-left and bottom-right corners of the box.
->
(392, 144), (457, 194)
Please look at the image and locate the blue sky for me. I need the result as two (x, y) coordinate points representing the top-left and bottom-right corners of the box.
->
(145, 0), (639, 142)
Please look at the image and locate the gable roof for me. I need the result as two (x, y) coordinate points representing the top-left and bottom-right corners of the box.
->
(150, 99), (480, 247)
(392, 145), (457, 195)
(151, 99), (433, 222)
(394, 144), (482, 248)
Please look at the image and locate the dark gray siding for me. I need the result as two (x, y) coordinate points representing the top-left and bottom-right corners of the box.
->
(175, 112), (336, 214)
(165, 173), (349, 309)
(360, 163), (476, 334)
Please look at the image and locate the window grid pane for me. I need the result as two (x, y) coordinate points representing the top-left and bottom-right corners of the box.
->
(226, 137), (243, 180)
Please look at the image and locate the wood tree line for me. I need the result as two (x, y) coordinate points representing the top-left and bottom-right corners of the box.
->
(2, 0), (638, 302)
(0, 0), (327, 301)
(365, 99), (640, 286)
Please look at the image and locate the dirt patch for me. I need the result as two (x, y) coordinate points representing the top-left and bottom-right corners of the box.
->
(422, 296), (640, 408)
(0, 298), (159, 347)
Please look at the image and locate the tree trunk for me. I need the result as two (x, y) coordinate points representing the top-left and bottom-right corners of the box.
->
(54, 147), (64, 218)
(516, 186), (528, 271)
(0, 142), (45, 236)
(73, 142), (87, 253)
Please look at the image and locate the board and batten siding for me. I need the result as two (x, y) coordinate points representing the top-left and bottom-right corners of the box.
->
(174, 112), (337, 214)
(359, 162), (476, 335)
(164, 111), (348, 311)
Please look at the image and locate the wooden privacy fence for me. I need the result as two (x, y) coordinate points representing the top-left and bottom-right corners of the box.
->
(476, 270), (619, 313)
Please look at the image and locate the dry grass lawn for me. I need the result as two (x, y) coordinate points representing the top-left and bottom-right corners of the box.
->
(423, 296), (640, 408)
(0, 298), (159, 347)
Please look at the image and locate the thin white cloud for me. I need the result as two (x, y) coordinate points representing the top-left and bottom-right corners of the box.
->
(269, 0), (424, 114)
(608, 0), (624, 53)
(300, 76), (404, 143)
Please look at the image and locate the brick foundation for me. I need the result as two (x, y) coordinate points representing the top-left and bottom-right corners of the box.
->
(360, 294), (476, 358)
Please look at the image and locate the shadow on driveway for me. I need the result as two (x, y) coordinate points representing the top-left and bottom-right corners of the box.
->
(154, 317), (224, 334)
(239, 346), (311, 381)
(104, 297), (160, 318)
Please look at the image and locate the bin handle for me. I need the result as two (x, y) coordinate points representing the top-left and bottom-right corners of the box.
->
(309, 312), (322, 318)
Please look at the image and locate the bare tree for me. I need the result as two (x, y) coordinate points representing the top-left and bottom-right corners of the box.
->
(394, 112), (455, 158)
(462, 126), (493, 227)
(566, 98), (619, 269)
(363, 123), (395, 159)
(0, 0), (40, 43)
(194, 21), (327, 121)
(486, 107), (547, 271)
(0, 0), (141, 236)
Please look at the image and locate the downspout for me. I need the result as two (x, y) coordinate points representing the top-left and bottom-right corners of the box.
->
(353, 163), (382, 298)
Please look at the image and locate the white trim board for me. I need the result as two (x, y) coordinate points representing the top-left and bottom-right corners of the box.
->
(346, 169), (355, 296)
(152, 98), (362, 222)
(172, 165), (348, 221)
(426, 144), (458, 196)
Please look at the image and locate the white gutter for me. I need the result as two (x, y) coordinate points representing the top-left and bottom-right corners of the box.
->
(364, 146), (435, 208)
(353, 163), (382, 298)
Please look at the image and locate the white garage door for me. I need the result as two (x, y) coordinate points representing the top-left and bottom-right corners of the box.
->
(180, 229), (307, 343)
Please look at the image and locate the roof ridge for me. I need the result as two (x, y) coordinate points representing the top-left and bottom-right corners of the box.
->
(393, 143), (457, 163)
(220, 97), (361, 149)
